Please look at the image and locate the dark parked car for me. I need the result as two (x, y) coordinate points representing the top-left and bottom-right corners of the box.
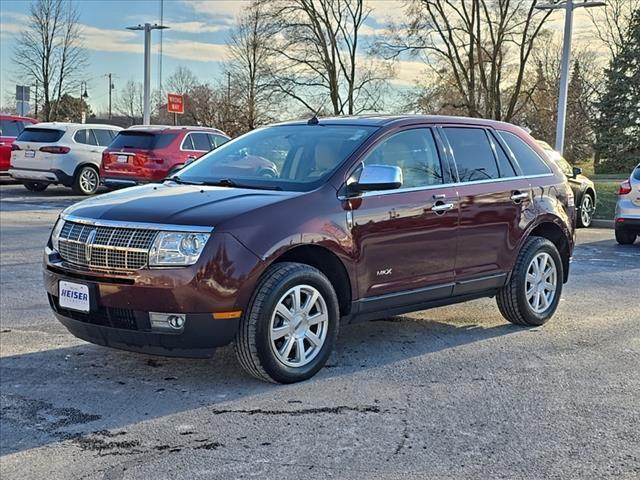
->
(100, 125), (229, 187)
(44, 116), (576, 383)
(537, 140), (596, 228)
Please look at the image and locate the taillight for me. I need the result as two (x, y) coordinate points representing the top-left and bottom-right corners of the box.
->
(40, 146), (70, 154)
(11, 144), (21, 151)
(618, 180), (632, 195)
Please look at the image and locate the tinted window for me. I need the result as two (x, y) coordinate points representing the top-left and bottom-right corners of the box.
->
(182, 134), (194, 150)
(93, 129), (115, 146)
(17, 128), (65, 143)
(191, 132), (212, 151)
(178, 125), (376, 192)
(0, 119), (23, 137)
(363, 128), (443, 188)
(110, 131), (178, 150)
(209, 134), (229, 148)
(488, 131), (516, 177)
(74, 129), (98, 145)
(445, 127), (499, 182)
(633, 165), (640, 181)
(499, 131), (551, 175)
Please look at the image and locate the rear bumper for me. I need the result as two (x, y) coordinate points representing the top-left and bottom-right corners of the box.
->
(615, 218), (640, 232)
(9, 168), (74, 186)
(103, 177), (143, 188)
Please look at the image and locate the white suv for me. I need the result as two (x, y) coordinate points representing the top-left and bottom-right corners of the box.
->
(615, 164), (640, 245)
(9, 123), (121, 195)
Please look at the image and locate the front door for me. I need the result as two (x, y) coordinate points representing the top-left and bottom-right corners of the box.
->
(349, 127), (459, 305)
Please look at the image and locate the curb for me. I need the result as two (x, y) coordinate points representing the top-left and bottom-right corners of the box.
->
(591, 219), (614, 229)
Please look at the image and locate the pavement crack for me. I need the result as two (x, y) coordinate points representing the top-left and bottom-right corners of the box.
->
(208, 405), (381, 416)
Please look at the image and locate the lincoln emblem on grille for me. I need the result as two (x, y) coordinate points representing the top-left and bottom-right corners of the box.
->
(85, 229), (97, 263)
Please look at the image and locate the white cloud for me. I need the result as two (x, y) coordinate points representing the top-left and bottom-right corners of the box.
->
(161, 39), (229, 62)
(180, 0), (250, 21)
(168, 21), (229, 34)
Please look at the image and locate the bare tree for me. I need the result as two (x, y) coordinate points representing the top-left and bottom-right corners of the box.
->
(116, 80), (143, 124)
(587, 0), (640, 58)
(258, 0), (393, 115)
(382, 0), (553, 121)
(165, 66), (199, 96)
(227, 3), (282, 131)
(12, 0), (86, 121)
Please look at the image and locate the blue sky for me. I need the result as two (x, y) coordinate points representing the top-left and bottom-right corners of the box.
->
(0, 0), (602, 115)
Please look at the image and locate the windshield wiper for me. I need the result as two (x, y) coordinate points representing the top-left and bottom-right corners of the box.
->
(201, 178), (283, 191)
(166, 176), (203, 185)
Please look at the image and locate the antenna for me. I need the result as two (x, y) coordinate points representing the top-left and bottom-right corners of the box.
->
(307, 114), (319, 125)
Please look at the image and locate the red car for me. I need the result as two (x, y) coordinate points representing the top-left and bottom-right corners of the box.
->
(100, 126), (230, 187)
(0, 114), (37, 176)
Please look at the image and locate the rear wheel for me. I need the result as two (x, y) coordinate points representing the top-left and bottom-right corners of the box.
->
(234, 262), (339, 383)
(73, 165), (100, 195)
(577, 192), (594, 228)
(615, 227), (637, 245)
(23, 181), (48, 192)
(497, 237), (563, 327)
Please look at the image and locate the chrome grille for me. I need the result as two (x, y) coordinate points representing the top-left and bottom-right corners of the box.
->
(58, 221), (157, 271)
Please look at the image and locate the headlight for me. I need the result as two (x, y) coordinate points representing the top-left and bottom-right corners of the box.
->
(51, 218), (65, 251)
(148, 232), (210, 267)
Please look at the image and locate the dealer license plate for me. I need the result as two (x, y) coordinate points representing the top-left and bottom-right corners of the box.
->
(117, 155), (128, 163)
(25, 150), (35, 158)
(59, 281), (90, 312)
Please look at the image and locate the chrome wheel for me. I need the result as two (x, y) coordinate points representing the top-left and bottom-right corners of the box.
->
(525, 252), (557, 314)
(79, 167), (99, 194)
(580, 194), (594, 226)
(269, 284), (329, 368)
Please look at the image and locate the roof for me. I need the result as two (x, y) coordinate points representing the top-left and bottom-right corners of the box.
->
(274, 114), (524, 131)
(0, 114), (37, 122)
(126, 125), (225, 134)
(24, 122), (121, 130)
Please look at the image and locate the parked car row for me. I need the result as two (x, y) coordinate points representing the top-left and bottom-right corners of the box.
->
(4, 116), (229, 195)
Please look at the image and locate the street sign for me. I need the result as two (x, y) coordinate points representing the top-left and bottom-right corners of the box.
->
(167, 93), (184, 114)
(16, 101), (30, 116)
(16, 85), (30, 102)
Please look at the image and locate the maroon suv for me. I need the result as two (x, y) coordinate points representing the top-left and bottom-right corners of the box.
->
(44, 116), (576, 383)
(100, 125), (229, 187)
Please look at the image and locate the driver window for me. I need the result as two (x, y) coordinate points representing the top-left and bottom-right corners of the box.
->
(363, 128), (443, 188)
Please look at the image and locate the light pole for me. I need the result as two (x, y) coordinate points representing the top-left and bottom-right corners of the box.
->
(126, 23), (169, 125)
(105, 73), (115, 119)
(79, 81), (89, 123)
(536, 0), (605, 155)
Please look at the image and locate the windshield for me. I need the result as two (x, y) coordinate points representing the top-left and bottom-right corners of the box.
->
(174, 124), (377, 192)
(110, 131), (178, 150)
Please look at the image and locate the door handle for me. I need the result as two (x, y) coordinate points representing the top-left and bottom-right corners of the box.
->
(511, 191), (530, 202)
(432, 202), (455, 213)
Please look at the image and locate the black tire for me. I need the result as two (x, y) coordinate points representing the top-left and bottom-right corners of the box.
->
(497, 236), (563, 327)
(72, 165), (100, 195)
(615, 227), (637, 245)
(234, 262), (340, 383)
(576, 192), (594, 228)
(23, 181), (48, 192)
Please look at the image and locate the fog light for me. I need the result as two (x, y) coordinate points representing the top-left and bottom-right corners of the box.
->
(150, 312), (186, 332)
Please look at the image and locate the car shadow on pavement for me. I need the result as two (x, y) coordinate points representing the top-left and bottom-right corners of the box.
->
(0, 315), (517, 456)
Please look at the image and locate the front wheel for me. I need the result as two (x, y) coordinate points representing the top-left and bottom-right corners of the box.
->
(23, 181), (48, 192)
(577, 193), (594, 228)
(73, 165), (100, 195)
(234, 262), (339, 383)
(497, 237), (563, 327)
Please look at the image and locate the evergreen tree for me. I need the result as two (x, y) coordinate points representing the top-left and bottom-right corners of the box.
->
(594, 9), (640, 173)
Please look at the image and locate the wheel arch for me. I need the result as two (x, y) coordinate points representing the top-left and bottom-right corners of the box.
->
(527, 222), (571, 283)
(269, 245), (352, 317)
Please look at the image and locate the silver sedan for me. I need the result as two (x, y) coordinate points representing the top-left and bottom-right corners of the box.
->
(615, 163), (640, 244)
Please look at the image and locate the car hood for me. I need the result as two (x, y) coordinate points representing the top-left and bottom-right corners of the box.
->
(63, 183), (301, 227)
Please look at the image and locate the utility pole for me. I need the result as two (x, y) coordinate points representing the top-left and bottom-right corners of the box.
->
(536, 0), (605, 155)
(105, 73), (115, 119)
(126, 23), (169, 125)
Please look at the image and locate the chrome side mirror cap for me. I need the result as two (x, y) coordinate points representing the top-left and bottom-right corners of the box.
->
(347, 164), (403, 195)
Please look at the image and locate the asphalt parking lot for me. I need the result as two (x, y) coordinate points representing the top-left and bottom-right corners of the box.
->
(1, 183), (639, 479)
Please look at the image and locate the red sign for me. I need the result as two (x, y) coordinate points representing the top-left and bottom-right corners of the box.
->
(167, 93), (184, 114)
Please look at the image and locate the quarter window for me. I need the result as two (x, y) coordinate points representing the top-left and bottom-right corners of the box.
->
(362, 128), (444, 188)
(184, 132), (212, 151)
(445, 127), (499, 182)
(498, 130), (551, 176)
(92, 129), (114, 147)
(488, 131), (517, 177)
(209, 134), (229, 148)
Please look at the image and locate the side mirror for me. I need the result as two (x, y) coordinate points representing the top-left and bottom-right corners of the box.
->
(572, 166), (582, 178)
(347, 164), (403, 196)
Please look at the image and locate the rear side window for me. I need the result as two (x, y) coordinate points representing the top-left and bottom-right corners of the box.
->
(74, 129), (98, 146)
(183, 132), (212, 151)
(209, 134), (229, 148)
(93, 129), (115, 146)
(444, 127), (499, 182)
(0, 119), (23, 137)
(488, 131), (516, 177)
(498, 131), (551, 176)
(17, 128), (65, 143)
(110, 132), (177, 150)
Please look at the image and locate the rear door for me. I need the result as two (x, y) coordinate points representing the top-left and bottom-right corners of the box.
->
(350, 127), (459, 306)
(73, 128), (100, 165)
(181, 132), (212, 163)
(441, 126), (532, 292)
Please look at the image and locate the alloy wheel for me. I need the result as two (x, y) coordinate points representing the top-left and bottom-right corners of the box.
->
(269, 284), (329, 368)
(79, 168), (99, 194)
(581, 194), (594, 226)
(525, 252), (557, 314)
